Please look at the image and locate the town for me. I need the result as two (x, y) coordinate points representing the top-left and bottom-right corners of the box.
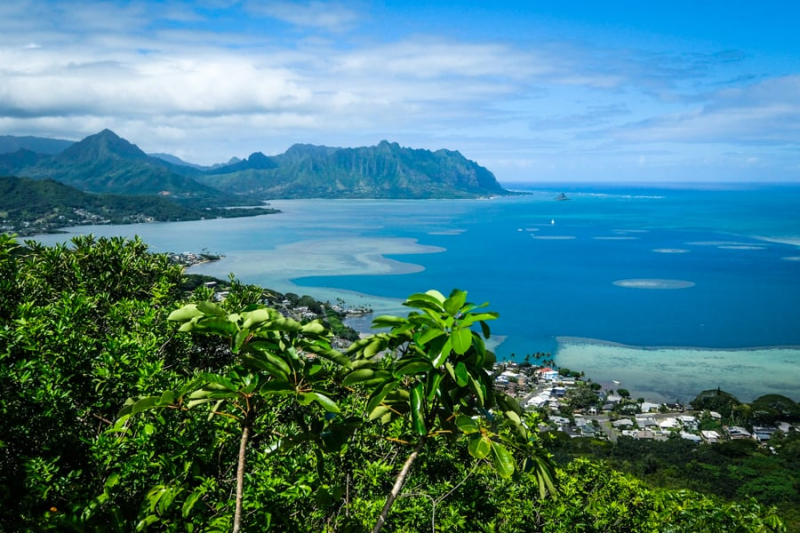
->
(492, 360), (797, 449)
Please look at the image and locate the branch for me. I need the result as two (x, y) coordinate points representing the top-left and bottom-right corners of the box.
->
(371, 439), (425, 533)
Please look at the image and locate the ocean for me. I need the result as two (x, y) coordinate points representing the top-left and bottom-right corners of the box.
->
(33, 183), (800, 402)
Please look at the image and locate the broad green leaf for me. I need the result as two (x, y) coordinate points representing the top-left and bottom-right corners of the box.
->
(451, 327), (473, 355)
(313, 348), (351, 368)
(241, 308), (271, 329)
(232, 329), (250, 353)
(410, 382), (426, 436)
(182, 489), (204, 519)
(197, 373), (237, 391)
(403, 292), (445, 312)
(490, 442), (516, 478)
(425, 289), (447, 302)
(416, 327), (445, 346)
(425, 372), (444, 402)
(197, 300), (225, 317)
(455, 415), (480, 434)
(454, 362), (469, 387)
(504, 410), (522, 425)
(366, 379), (399, 414)
(468, 375), (485, 405)
(300, 321), (326, 335)
(444, 289), (467, 316)
(432, 338), (452, 368)
(445, 361), (456, 381)
(309, 392), (340, 413)
(368, 405), (392, 421)
(468, 434), (493, 459)
(167, 304), (203, 322)
(393, 359), (433, 377)
(363, 338), (385, 358)
(195, 316), (238, 336)
(240, 354), (289, 382)
(479, 320), (491, 340)
(371, 315), (408, 329)
(342, 368), (375, 386)
(159, 390), (174, 406)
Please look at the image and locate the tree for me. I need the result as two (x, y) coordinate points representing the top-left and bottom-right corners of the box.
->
(119, 302), (354, 533)
(342, 289), (556, 532)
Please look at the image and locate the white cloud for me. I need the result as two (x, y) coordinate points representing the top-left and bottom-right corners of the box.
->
(607, 75), (800, 145)
(247, 1), (361, 31)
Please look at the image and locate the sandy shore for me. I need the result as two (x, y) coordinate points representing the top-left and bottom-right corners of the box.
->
(555, 337), (800, 403)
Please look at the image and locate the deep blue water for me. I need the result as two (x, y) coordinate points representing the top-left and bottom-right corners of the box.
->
(35, 184), (800, 361)
(293, 185), (800, 358)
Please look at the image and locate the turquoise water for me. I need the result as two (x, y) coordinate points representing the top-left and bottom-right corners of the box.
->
(297, 185), (800, 357)
(33, 184), (800, 399)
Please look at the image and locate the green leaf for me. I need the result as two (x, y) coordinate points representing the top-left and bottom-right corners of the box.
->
(300, 321), (326, 335)
(455, 415), (480, 435)
(468, 375), (485, 405)
(393, 359), (433, 377)
(182, 489), (204, 518)
(309, 392), (340, 413)
(432, 338), (452, 368)
(444, 289), (467, 316)
(490, 442), (516, 478)
(415, 327), (445, 346)
(479, 320), (491, 339)
(342, 368), (379, 386)
(159, 390), (174, 406)
(197, 300), (225, 316)
(425, 372), (444, 403)
(167, 304), (203, 322)
(468, 434), (493, 459)
(371, 315), (408, 329)
(451, 327), (473, 355)
(454, 362), (469, 387)
(366, 379), (398, 415)
(424, 289), (447, 302)
(241, 308), (271, 329)
(363, 338), (385, 359)
(410, 382), (426, 436)
(403, 292), (445, 312)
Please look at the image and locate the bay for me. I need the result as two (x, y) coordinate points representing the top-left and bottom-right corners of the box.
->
(33, 183), (800, 401)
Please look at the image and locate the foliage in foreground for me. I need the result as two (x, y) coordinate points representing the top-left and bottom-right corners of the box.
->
(0, 234), (787, 532)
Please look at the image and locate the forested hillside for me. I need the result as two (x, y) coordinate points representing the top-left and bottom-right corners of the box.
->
(0, 176), (279, 236)
(0, 235), (788, 532)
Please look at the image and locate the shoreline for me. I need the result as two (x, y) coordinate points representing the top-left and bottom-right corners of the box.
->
(554, 337), (800, 403)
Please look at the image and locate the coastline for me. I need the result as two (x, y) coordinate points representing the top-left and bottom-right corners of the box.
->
(555, 336), (800, 403)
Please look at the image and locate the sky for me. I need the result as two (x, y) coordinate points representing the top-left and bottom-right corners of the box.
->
(1, 1), (799, 183)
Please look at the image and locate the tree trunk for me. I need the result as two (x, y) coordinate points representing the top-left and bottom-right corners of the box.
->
(371, 440), (425, 533)
(232, 422), (251, 533)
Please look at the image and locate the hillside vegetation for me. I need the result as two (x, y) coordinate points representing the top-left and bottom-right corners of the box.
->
(0, 176), (279, 235)
(0, 235), (787, 532)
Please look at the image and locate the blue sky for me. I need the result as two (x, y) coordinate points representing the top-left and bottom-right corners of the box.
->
(1, 1), (798, 182)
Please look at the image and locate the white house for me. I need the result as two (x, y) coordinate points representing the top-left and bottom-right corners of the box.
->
(535, 367), (559, 381)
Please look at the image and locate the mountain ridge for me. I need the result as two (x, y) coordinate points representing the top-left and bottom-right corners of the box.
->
(1, 130), (510, 200)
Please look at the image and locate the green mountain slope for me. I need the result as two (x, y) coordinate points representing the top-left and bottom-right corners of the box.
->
(198, 140), (509, 199)
(8, 130), (214, 198)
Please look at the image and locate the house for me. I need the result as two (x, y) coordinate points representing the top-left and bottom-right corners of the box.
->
(658, 418), (680, 429)
(726, 426), (752, 440)
(535, 367), (559, 381)
(635, 417), (658, 429)
(552, 386), (567, 398)
(612, 418), (634, 429)
(752, 426), (778, 443)
(680, 431), (702, 443)
(701, 430), (721, 444)
(640, 402), (661, 413)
